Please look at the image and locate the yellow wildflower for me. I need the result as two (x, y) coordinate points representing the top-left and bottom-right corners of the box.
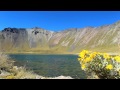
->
(84, 57), (92, 63)
(79, 50), (89, 59)
(105, 64), (113, 70)
(81, 64), (86, 70)
(90, 52), (97, 59)
(114, 56), (120, 63)
(103, 53), (110, 59)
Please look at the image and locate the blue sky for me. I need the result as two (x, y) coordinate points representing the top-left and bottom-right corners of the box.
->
(0, 11), (120, 31)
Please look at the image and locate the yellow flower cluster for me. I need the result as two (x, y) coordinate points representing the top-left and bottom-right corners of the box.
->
(114, 56), (120, 63)
(78, 50), (120, 79)
(103, 53), (110, 59)
(105, 64), (113, 70)
(79, 50), (89, 59)
(78, 50), (120, 62)
(78, 50), (114, 69)
(81, 64), (86, 70)
(78, 50), (98, 67)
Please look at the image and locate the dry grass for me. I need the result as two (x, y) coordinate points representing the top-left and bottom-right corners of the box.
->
(4, 66), (73, 79)
(0, 52), (14, 71)
(11, 67), (38, 79)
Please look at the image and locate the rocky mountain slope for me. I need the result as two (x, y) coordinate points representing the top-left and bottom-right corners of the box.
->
(1, 21), (120, 54)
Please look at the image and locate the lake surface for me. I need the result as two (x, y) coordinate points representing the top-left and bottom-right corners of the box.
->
(9, 54), (87, 79)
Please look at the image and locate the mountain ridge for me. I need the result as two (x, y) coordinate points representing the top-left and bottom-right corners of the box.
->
(0, 21), (120, 54)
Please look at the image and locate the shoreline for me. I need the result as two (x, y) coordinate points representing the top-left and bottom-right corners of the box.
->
(4, 52), (78, 55)
(2, 52), (120, 56)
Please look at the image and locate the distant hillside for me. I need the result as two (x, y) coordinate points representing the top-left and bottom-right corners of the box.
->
(1, 21), (120, 54)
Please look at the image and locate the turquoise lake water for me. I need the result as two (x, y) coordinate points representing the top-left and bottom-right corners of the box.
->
(9, 54), (87, 79)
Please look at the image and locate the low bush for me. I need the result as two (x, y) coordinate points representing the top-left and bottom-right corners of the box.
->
(78, 50), (120, 79)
